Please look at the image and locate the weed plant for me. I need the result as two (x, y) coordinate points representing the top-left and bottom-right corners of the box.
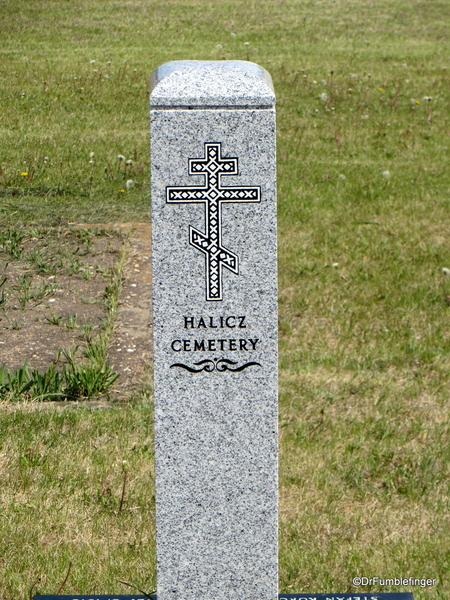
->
(0, 0), (449, 598)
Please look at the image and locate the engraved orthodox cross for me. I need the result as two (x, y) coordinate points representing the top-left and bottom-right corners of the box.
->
(166, 142), (260, 301)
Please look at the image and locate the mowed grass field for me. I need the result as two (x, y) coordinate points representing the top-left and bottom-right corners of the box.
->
(1, 0), (449, 597)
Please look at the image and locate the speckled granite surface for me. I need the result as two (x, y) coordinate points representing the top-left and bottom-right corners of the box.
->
(150, 60), (275, 108)
(150, 61), (278, 600)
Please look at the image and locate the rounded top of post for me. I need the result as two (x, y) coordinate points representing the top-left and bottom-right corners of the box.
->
(150, 61), (275, 108)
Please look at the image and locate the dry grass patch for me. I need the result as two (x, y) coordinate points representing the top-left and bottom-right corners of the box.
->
(0, 403), (156, 596)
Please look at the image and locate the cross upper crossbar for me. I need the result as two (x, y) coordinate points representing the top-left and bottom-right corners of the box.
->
(166, 142), (261, 301)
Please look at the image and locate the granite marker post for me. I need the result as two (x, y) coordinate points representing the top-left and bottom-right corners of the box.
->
(150, 61), (278, 600)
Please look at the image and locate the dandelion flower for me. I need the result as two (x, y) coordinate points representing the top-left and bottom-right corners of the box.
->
(126, 179), (135, 189)
(382, 170), (391, 179)
(378, 87), (384, 91)
(21, 172), (28, 176)
(119, 189), (125, 193)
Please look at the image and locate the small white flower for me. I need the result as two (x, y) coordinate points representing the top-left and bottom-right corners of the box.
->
(89, 160), (94, 165)
(382, 170), (391, 179)
(126, 179), (134, 189)
(230, 32), (236, 38)
(442, 268), (450, 276)
(332, 263), (339, 268)
(362, 114), (369, 120)
(90, 60), (96, 64)
(320, 92), (329, 102)
(312, 80), (317, 84)
(89, 152), (95, 158)
(244, 42), (250, 46)
(350, 73), (358, 79)
(125, 159), (133, 165)
(104, 74), (109, 79)
(321, 80), (327, 86)
(216, 44), (223, 50)
(422, 96), (432, 102)
(117, 154), (125, 161)
(338, 174), (346, 181)
(93, 69), (98, 73)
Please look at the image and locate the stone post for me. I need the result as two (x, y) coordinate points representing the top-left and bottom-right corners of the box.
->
(150, 60), (278, 600)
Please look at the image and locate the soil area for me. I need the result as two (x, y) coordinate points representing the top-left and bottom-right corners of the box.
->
(87, 223), (152, 395)
(0, 223), (152, 399)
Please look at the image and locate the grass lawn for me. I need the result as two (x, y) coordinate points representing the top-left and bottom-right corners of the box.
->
(0, 0), (449, 598)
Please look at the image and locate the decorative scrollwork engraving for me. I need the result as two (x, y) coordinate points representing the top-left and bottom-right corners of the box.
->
(170, 358), (262, 373)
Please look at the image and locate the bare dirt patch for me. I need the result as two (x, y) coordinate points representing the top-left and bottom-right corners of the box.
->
(79, 223), (152, 395)
(0, 224), (152, 400)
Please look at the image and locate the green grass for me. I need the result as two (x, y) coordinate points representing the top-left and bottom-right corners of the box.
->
(1, 0), (449, 598)
(0, 401), (156, 596)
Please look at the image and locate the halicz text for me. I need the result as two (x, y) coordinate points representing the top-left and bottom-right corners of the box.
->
(184, 315), (246, 329)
